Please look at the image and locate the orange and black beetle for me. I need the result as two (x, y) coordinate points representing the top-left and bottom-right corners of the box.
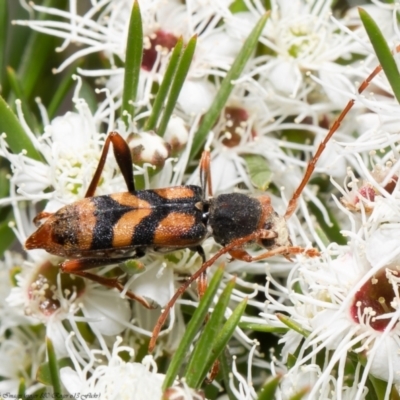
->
(26, 131), (315, 310)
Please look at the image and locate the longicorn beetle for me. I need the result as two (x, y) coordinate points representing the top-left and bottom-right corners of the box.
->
(25, 59), (382, 351)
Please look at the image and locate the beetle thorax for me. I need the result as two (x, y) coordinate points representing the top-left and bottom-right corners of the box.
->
(208, 193), (263, 246)
(208, 193), (292, 249)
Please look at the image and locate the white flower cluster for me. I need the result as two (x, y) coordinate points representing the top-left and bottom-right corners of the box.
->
(266, 149), (400, 399)
(1, 0), (400, 399)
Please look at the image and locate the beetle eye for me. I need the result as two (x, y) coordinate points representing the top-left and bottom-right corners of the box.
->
(264, 222), (273, 231)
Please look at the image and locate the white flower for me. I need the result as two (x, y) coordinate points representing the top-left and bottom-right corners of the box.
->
(274, 207), (400, 399)
(275, 362), (368, 400)
(0, 252), (36, 333)
(61, 334), (207, 399)
(61, 336), (164, 400)
(215, 341), (259, 400)
(248, 0), (364, 102)
(0, 254), (46, 395)
(14, 0), (243, 115)
(0, 327), (46, 396)
(0, 96), (119, 211)
(6, 253), (132, 357)
(250, 128), (400, 398)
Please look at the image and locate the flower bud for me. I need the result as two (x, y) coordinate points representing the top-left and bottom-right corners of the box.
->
(127, 131), (171, 167)
(164, 115), (189, 152)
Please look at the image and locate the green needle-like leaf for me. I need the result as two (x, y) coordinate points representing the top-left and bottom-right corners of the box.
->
(0, 95), (41, 160)
(46, 337), (62, 395)
(0, 166), (9, 198)
(17, 378), (26, 400)
(162, 266), (225, 391)
(7, 66), (38, 131)
(258, 375), (282, 400)
(359, 8), (400, 104)
(230, 0), (249, 13)
(7, 66), (25, 101)
(288, 388), (310, 400)
(80, 79), (98, 115)
(37, 357), (73, 386)
(190, 12), (270, 159)
(47, 64), (79, 119)
(157, 35), (197, 137)
(17, 0), (68, 100)
(0, 0), (7, 85)
(238, 322), (288, 333)
(145, 37), (183, 132)
(0, 210), (15, 259)
(287, 353), (297, 369)
(185, 277), (236, 388)
(199, 298), (248, 383)
(122, 0), (143, 127)
(220, 349), (236, 400)
(276, 313), (310, 337)
(368, 374), (394, 400)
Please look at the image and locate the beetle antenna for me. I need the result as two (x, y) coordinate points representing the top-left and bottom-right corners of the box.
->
(284, 46), (400, 219)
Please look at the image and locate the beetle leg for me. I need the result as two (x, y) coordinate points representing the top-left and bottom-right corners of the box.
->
(191, 245), (206, 264)
(191, 245), (208, 298)
(199, 150), (213, 197)
(60, 257), (135, 272)
(70, 270), (156, 309)
(149, 231), (268, 351)
(197, 271), (208, 298)
(228, 249), (253, 262)
(149, 229), (319, 351)
(249, 246), (320, 261)
(85, 131), (135, 197)
(228, 246), (319, 262)
(60, 255), (156, 308)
